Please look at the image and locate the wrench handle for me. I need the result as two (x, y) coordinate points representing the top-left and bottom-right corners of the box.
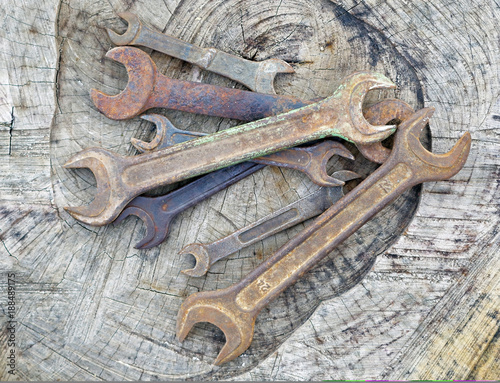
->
(234, 161), (415, 313)
(134, 26), (210, 67)
(155, 163), (265, 216)
(121, 103), (339, 192)
(203, 187), (336, 267)
(149, 75), (311, 121)
(130, 23), (293, 93)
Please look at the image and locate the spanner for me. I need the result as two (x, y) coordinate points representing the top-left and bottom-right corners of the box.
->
(178, 99), (414, 276)
(134, 114), (353, 187)
(91, 46), (390, 164)
(64, 71), (396, 226)
(106, 12), (294, 94)
(135, 114), (353, 187)
(176, 108), (471, 365)
(116, 140), (357, 249)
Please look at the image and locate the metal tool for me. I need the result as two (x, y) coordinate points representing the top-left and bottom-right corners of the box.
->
(176, 106), (471, 365)
(91, 46), (309, 121)
(179, 170), (358, 277)
(106, 12), (294, 94)
(91, 46), (389, 164)
(135, 112), (391, 165)
(135, 114), (352, 187)
(64, 71), (396, 226)
(116, 141), (356, 249)
(178, 99), (415, 276)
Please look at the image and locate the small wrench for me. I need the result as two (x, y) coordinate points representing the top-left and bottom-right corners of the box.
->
(176, 107), (471, 365)
(64, 71), (396, 226)
(116, 140), (356, 249)
(178, 99), (414, 276)
(106, 12), (294, 94)
(91, 46), (389, 163)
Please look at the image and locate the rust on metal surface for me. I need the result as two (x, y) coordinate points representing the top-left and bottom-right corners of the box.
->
(133, 114), (354, 187)
(116, 141), (356, 249)
(91, 46), (391, 164)
(176, 102), (471, 365)
(90, 46), (307, 121)
(64, 71), (396, 226)
(106, 12), (294, 94)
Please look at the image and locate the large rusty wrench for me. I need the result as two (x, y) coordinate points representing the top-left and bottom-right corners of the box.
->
(106, 12), (294, 94)
(64, 71), (396, 226)
(176, 108), (471, 365)
(91, 46), (388, 163)
(135, 114), (354, 188)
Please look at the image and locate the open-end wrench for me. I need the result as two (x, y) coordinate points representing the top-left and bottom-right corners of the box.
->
(90, 46), (309, 121)
(178, 99), (414, 276)
(176, 107), (471, 365)
(116, 140), (356, 249)
(64, 71), (396, 226)
(135, 114), (352, 188)
(91, 46), (389, 163)
(106, 12), (294, 94)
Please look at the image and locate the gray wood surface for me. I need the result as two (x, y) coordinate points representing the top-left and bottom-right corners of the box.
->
(0, 0), (498, 380)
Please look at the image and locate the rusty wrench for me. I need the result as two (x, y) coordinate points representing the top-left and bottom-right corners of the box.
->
(124, 100), (410, 250)
(178, 99), (414, 276)
(90, 46), (311, 121)
(106, 12), (294, 94)
(135, 114), (353, 187)
(64, 71), (396, 226)
(91, 46), (389, 164)
(116, 140), (357, 249)
(176, 107), (471, 365)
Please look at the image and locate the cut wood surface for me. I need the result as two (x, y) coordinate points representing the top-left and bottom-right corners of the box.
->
(0, 0), (498, 380)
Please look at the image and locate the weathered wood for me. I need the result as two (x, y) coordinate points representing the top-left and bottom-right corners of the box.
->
(1, 0), (499, 380)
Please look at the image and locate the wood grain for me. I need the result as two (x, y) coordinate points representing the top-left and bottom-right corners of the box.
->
(0, 0), (498, 380)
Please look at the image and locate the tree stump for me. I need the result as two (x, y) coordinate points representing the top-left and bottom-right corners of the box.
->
(1, 0), (499, 380)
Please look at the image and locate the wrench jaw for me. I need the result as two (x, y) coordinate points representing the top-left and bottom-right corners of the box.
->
(359, 99), (415, 164)
(106, 12), (142, 46)
(253, 141), (357, 187)
(114, 205), (157, 249)
(302, 141), (355, 187)
(63, 150), (111, 224)
(114, 194), (175, 249)
(130, 114), (170, 153)
(253, 59), (295, 95)
(63, 148), (125, 226)
(331, 72), (397, 144)
(348, 72), (397, 135)
(179, 243), (211, 277)
(176, 290), (255, 365)
(90, 47), (156, 120)
(131, 114), (206, 153)
(393, 107), (472, 182)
